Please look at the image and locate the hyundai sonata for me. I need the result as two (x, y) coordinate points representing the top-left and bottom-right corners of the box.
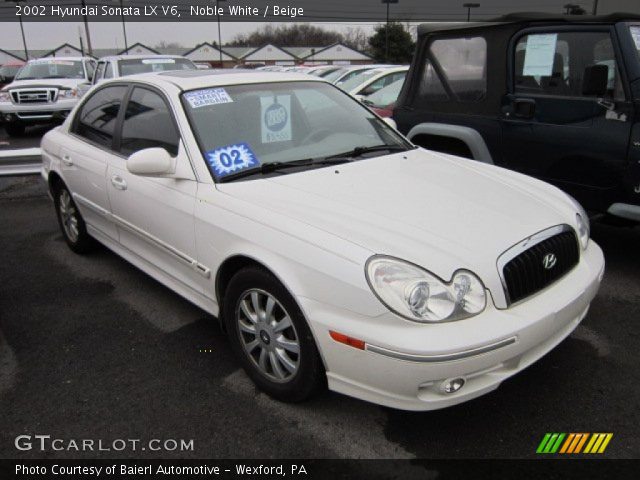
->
(41, 71), (604, 410)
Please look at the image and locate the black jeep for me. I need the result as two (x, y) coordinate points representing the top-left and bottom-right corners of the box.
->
(394, 13), (640, 223)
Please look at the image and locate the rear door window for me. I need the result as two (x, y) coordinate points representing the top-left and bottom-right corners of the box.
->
(73, 85), (127, 149)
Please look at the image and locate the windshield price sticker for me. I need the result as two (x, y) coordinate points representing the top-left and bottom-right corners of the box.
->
(142, 58), (176, 64)
(184, 88), (233, 108)
(205, 143), (260, 178)
(260, 95), (292, 143)
(31, 59), (74, 66)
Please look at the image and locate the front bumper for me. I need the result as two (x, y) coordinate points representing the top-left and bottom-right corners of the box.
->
(301, 241), (605, 411)
(0, 98), (77, 124)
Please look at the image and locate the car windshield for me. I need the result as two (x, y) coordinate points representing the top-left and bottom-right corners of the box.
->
(323, 68), (347, 83)
(118, 58), (196, 76)
(16, 60), (85, 80)
(183, 81), (411, 181)
(364, 78), (404, 107)
(338, 69), (384, 91)
(0, 65), (21, 77)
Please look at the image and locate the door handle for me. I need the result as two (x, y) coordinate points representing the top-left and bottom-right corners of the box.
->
(512, 98), (536, 119)
(111, 175), (127, 191)
(61, 154), (73, 166)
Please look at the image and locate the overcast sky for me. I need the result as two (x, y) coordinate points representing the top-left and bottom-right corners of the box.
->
(0, 0), (636, 51)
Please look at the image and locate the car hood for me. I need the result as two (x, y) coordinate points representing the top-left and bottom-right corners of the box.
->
(4, 78), (85, 90)
(216, 148), (578, 306)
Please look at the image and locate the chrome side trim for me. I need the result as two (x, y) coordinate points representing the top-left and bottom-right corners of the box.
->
(365, 336), (517, 363)
(496, 224), (576, 306)
(73, 193), (211, 278)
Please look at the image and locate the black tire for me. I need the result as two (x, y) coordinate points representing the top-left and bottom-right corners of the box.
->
(223, 267), (326, 402)
(4, 123), (25, 137)
(53, 184), (96, 254)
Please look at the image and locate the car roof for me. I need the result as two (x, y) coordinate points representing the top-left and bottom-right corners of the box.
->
(418, 12), (640, 36)
(97, 54), (189, 61)
(111, 70), (327, 91)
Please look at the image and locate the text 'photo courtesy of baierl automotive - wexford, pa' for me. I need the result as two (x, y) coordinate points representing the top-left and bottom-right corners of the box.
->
(1, 0), (640, 479)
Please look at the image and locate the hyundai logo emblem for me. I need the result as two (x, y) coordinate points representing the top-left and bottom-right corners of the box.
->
(542, 253), (557, 270)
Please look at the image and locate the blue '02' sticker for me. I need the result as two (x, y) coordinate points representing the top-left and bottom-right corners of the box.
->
(205, 143), (260, 178)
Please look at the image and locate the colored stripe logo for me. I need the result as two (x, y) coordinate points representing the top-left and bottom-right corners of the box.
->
(536, 433), (613, 454)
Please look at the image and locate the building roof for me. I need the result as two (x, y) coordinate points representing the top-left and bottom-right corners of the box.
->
(0, 48), (25, 62)
(5, 41), (372, 63)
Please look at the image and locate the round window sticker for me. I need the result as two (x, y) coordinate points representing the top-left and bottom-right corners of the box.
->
(264, 102), (288, 132)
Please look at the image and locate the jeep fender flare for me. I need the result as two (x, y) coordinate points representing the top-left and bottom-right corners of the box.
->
(406, 123), (494, 164)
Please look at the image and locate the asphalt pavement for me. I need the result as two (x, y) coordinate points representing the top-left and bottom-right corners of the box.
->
(0, 173), (639, 461)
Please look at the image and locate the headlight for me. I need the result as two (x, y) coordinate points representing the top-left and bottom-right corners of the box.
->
(59, 88), (78, 99)
(365, 256), (486, 323)
(0, 91), (10, 102)
(576, 212), (590, 250)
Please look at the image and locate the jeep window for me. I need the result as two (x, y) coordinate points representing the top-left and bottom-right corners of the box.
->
(429, 37), (487, 101)
(417, 61), (448, 102)
(514, 32), (623, 100)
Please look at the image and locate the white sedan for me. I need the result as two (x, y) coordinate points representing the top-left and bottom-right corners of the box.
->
(41, 71), (604, 411)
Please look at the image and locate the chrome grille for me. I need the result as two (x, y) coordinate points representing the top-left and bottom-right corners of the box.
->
(498, 225), (580, 305)
(10, 88), (58, 104)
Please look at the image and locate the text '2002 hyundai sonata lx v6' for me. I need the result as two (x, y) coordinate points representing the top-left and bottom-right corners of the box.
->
(40, 70), (604, 411)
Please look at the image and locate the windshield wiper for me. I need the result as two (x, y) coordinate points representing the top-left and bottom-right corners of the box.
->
(218, 157), (354, 183)
(325, 144), (407, 160)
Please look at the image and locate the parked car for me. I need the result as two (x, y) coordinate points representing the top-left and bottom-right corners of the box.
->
(0, 56), (96, 136)
(339, 66), (408, 100)
(394, 13), (640, 223)
(324, 65), (382, 85)
(91, 55), (196, 86)
(0, 60), (25, 88)
(41, 71), (603, 411)
(308, 65), (342, 77)
(362, 78), (405, 117)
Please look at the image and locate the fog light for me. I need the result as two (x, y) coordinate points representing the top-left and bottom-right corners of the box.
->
(4, 114), (12, 122)
(441, 377), (465, 394)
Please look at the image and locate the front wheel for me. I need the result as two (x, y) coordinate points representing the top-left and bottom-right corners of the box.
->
(54, 185), (95, 253)
(223, 267), (326, 402)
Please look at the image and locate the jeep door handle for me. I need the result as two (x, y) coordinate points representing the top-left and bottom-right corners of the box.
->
(111, 175), (127, 191)
(61, 155), (73, 166)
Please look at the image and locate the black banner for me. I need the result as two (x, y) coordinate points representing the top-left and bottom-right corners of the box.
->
(2, 0), (639, 23)
(1, 459), (640, 480)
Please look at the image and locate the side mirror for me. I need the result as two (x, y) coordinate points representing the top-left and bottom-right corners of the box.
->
(127, 148), (176, 177)
(582, 64), (609, 97)
(383, 117), (397, 129)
